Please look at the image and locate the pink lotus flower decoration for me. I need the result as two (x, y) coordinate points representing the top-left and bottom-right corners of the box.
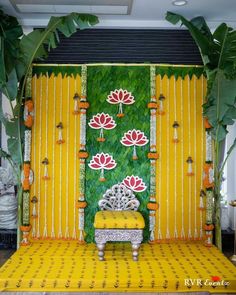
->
(88, 113), (116, 142)
(122, 175), (147, 192)
(107, 89), (135, 117)
(88, 153), (117, 181)
(120, 129), (149, 160)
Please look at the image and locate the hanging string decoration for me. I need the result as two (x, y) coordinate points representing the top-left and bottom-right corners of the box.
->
(158, 93), (165, 115)
(42, 157), (50, 180)
(56, 122), (65, 144)
(88, 153), (117, 182)
(172, 121), (180, 143)
(199, 189), (206, 211)
(186, 156), (194, 176)
(120, 129), (149, 160)
(88, 113), (116, 142)
(73, 92), (80, 115)
(107, 89), (135, 118)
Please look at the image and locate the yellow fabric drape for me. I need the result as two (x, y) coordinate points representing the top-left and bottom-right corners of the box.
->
(30, 71), (206, 241)
(31, 73), (81, 239)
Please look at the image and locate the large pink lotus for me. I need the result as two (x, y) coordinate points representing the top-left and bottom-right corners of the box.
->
(88, 153), (117, 181)
(107, 89), (135, 117)
(120, 129), (149, 160)
(88, 113), (116, 142)
(122, 175), (147, 192)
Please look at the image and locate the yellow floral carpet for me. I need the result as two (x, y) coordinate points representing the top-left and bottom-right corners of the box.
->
(0, 241), (235, 293)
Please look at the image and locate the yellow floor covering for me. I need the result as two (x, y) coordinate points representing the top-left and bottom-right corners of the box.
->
(0, 241), (235, 293)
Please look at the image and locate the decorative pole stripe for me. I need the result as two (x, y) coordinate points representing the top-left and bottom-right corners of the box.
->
(58, 75), (63, 239)
(199, 75), (204, 239)
(193, 75), (198, 240)
(180, 78), (185, 240)
(187, 76), (192, 239)
(32, 76), (37, 238)
(173, 78), (178, 239)
(166, 78), (170, 240)
(65, 76), (70, 239)
(77, 65), (89, 243)
(36, 75), (42, 239)
(147, 66), (158, 243)
(43, 73), (49, 238)
(157, 75), (162, 241)
(73, 77), (78, 240)
(51, 76), (56, 239)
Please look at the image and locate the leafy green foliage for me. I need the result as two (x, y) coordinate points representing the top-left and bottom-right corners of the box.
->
(166, 11), (236, 250)
(85, 66), (150, 242)
(32, 65), (81, 78)
(0, 9), (23, 89)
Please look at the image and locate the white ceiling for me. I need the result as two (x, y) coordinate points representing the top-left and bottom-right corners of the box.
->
(1, 0), (236, 29)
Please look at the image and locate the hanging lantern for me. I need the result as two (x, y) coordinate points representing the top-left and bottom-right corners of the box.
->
(172, 121), (180, 143)
(158, 93), (165, 115)
(186, 156), (194, 176)
(42, 157), (50, 180)
(199, 189), (206, 210)
(73, 93), (80, 115)
(31, 196), (38, 218)
(56, 122), (65, 144)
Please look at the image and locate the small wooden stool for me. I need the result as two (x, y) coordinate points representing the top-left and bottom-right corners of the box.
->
(94, 183), (145, 261)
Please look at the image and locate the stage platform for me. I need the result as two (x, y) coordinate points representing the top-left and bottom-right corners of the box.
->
(0, 241), (235, 293)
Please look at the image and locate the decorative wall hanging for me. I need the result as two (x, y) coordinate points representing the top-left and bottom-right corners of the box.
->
(56, 122), (65, 144)
(199, 189), (206, 211)
(88, 113), (116, 142)
(122, 175), (147, 192)
(73, 92), (80, 115)
(42, 158), (50, 180)
(120, 129), (149, 160)
(88, 153), (117, 182)
(186, 156), (194, 176)
(31, 196), (38, 219)
(158, 93), (165, 115)
(107, 89), (135, 117)
(172, 121), (180, 143)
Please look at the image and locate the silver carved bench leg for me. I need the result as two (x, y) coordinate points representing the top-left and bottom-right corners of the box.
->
(97, 243), (105, 261)
(131, 243), (140, 261)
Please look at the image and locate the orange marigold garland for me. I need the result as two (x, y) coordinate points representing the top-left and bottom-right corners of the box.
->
(21, 91), (34, 245)
(148, 65), (159, 243)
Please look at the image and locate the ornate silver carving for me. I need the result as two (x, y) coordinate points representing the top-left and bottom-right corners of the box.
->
(95, 229), (143, 261)
(98, 183), (140, 211)
(95, 183), (143, 261)
(95, 229), (143, 244)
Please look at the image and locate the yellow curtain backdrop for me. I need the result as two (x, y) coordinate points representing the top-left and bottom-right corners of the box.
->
(30, 68), (206, 241)
(30, 73), (81, 239)
(155, 74), (206, 241)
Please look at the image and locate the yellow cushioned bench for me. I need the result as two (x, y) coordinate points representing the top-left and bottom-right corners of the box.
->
(94, 211), (145, 229)
(94, 183), (145, 261)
